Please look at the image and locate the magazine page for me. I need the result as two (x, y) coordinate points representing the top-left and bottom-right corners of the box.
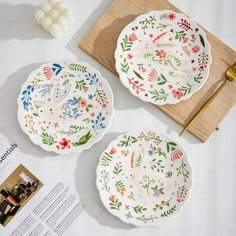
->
(0, 133), (88, 236)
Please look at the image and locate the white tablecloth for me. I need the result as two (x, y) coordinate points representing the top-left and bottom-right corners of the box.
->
(0, 0), (235, 235)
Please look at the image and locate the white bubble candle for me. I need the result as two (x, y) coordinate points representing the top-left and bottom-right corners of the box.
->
(35, 0), (73, 38)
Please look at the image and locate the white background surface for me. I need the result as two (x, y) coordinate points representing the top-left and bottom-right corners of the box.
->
(0, 0), (235, 235)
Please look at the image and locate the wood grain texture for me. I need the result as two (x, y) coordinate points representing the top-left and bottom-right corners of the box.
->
(79, 0), (236, 142)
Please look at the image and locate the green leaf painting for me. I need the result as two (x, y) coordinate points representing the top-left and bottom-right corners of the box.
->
(150, 159), (165, 173)
(133, 206), (147, 214)
(180, 83), (192, 95)
(175, 30), (186, 41)
(198, 51), (208, 67)
(68, 63), (87, 73)
(113, 162), (122, 175)
(120, 58), (129, 73)
(72, 131), (92, 147)
(156, 74), (167, 85)
(149, 89), (168, 101)
(176, 160), (190, 183)
(75, 80), (86, 90)
(160, 205), (176, 218)
(121, 35), (133, 52)
(101, 152), (113, 167)
(95, 89), (108, 105)
(194, 73), (203, 83)
(133, 70), (144, 80)
(166, 142), (177, 153)
(41, 132), (56, 145)
(199, 34), (205, 47)
(109, 196), (122, 211)
(119, 135), (138, 147)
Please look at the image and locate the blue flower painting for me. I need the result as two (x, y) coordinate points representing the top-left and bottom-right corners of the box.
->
(62, 97), (81, 119)
(91, 112), (106, 131)
(21, 85), (34, 111)
(85, 73), (98, 85)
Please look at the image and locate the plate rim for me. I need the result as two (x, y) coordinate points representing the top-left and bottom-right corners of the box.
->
(114, 10), (212, 105)
(17, 60), (114, 155)
(96, 129), (193, 226)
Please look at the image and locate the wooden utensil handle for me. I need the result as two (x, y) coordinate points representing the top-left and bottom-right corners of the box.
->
(179, 79), (229, 136)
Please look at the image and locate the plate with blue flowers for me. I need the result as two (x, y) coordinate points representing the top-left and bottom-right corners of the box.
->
(17, 60), (114, 154)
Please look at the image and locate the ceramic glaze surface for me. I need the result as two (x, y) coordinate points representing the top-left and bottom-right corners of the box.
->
(115, 10), (211, 105)
(97, 130), (192, 226)
(17, 61), (113, 154)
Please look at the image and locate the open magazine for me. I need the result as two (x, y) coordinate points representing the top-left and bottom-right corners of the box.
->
(0, 133), (87, 236)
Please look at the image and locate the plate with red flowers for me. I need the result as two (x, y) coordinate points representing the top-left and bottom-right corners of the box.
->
(115, 10), (211, 105)
(96, 130), (192, 226)
(17, 60), (113, 154)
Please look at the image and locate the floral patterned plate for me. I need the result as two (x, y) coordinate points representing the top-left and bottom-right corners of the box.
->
(17, 61), (113, 154)
(97, 130), (192, 226)
(115, 10), (211, 105)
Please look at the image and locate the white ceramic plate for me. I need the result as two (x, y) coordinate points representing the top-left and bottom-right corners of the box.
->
(97, 130), (192, 226)
(115, 10), (211, 105)
(17, 60), (113, 154)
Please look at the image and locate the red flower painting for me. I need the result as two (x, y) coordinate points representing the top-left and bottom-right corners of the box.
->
(192, 45), (200, 53)
(58, 138), (71, 150)
(80, 99), (87, 107)
(172, 89), (184, 99)
(129, 33), (137, 42)
(157, 50), (167, 59)
(168, 12), (176, 21)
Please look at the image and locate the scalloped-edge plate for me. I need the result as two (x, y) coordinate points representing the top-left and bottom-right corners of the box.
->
(17, 60), (114, 154)
(96, 129), (192, 226)
(115, 10), (212, 105)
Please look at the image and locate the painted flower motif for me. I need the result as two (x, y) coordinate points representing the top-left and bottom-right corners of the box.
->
(137, 63), (146, 73)
(153, 189), (161, 198)
(172, 89), (184, 99)
(171, 149), (183, 161)
(149, 34), (154, 38)
(157, 49), (167, 59)
(127, 54), (133, 59)
(58, 138), (71, 150)
(182, 37), (188, 43)
(125, 205), (130, 210)
(168, 84), (173, 89)
(109, 147), (117, 155)
(80, 99), (87, 107)
(148, 69), (158, 82)
(125, 211), (132, 219)
(82, 86), (89, 92)
(109, 195), (115, 204)
(199, 65), (205, 71)
(88, 94), (93, 100)
(148, 150), (154, 156)
(90, 112), (95, 117)
(129, 33), (137, 42)
(192, 45), (200, 53)
(121, 150), (127, 156)
(127, 193), (135, 200)
(102, 103), (107, 108)
(131, 26), (138, 31)
(192, 67), (197, 72)
(166, 171), (172, 178)
(53, 122), (59, 128)
(43, 66), (53, 80)
(168, 12), (176, 21)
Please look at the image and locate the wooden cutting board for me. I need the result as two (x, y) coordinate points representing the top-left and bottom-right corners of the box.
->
(79, 0), (236, 142)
